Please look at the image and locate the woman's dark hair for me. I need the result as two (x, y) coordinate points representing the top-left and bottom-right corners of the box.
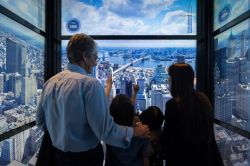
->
(168, 63), (212, 143)
(168, 63), (194, 99)
(110, 94), (134, 126)
(139, 106), (164, 131)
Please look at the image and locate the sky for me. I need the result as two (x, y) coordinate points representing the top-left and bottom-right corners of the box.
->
(62, 0), (197, 35)
(0, 0), (45, 30)
(0, 13), (45, 48)
(214, 0), (249, 30)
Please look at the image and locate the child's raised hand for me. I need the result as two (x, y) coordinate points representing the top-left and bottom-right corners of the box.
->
(106, 75), (113, 88)
(133, 83), (139, 93)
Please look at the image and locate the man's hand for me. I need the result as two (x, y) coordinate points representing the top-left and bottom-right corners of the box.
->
(133, 122), (150, 138)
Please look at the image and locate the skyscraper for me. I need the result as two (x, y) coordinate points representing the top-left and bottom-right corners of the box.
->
(136, 77), (147, 111)
(20, 75), (37, 105)
(151, 84), (171, 113)
(214, 47), (227, 79)
(153, 64), (168, 84)
(6, 39), (27, 76)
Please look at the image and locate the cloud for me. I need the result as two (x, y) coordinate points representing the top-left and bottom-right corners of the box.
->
(62, 0), (151, 35)
(103, 0), (176, 18)
(62, 0), (195, 35)
(159, 10), (196, 35)
(1, 0), (45, 30)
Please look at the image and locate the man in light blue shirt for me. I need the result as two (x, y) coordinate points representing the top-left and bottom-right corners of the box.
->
(36, 33), (149, 166)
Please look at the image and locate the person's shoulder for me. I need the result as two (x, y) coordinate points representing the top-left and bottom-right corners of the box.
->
(194, 91), (212, 110)
(195, 91), (211, 103)
(166, 98), (177, 108)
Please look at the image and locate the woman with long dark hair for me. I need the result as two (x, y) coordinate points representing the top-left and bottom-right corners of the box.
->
(163, 63), (223, 166)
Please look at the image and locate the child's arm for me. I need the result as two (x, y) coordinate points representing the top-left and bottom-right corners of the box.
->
(105, 75), (112, 97)
(131, 83), (139, 105)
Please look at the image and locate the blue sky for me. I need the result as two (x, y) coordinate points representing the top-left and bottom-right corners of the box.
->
(0, 13), (44, 48)
(62, 0), (197, 35)
(0, 0), (45, 30)
(214, 0), (249, 30)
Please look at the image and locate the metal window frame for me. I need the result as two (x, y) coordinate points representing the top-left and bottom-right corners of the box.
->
(211, 1), (250, 138)
(0, 0), (60, 142)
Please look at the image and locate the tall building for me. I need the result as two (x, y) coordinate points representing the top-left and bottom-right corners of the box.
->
(151, 84), (171, 113)
(228, 30), (236, 58)
(226, 59), (239, 92)
(0, 139), (14, 163)
(20, 75), (37, 105)
(0, 73), (4, 93)
(153, 64), (168, 84)
(6, 39), (27, 76)
(214, 80), (232, 123)
(215, 47), (227, 79)
(136, 77), (147, 111)
(240, 30), (246, 58)
(8, 73), (22, 98)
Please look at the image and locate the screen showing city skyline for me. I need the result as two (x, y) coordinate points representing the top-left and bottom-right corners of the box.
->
(61, 0), (197, 35)
(214, 19), (250, 132)
(0, 13), (44, 140)
(0, 126), (42, 165)
(62, 40), (196, 113)
(214, 0), (249, 31)
(0, 0), (45, 31)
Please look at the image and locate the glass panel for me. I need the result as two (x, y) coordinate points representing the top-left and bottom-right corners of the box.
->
(62, 40), (196, 113)
(0, 13), (45, 134)
(61, 0), (197, 35)
(214, 19), (250, 131)
(0, 0), (45, 31)
(215, 124), (250, 165)
(0, 127), (43, 165)
(214, 0), (250, 31)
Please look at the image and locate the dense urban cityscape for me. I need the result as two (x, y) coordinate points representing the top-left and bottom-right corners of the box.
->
(214, 19), (250, 165)
(0, 31), (44, 165)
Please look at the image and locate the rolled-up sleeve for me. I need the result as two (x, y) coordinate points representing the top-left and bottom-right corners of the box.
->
(85, 80), (133, 148)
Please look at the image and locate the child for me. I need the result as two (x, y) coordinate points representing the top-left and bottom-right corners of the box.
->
(139, 106), (164, 166)
(105, 94), (149, 166)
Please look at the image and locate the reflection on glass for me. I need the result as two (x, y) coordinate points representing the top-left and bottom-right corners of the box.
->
(214, 0), (250, 31)
(0, 0), (45, 31)
(214, 19), (250, 131)
(61, 0), (197, 35)
(215, 124), (250, 165)
(0, 14), (44, 133)
(62, 40), (196, 113)
(0, 127), (43, 165)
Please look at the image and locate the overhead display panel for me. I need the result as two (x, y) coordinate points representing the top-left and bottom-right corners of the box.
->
(214, 0), (249, 31)
(62, 0), (197, 35)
